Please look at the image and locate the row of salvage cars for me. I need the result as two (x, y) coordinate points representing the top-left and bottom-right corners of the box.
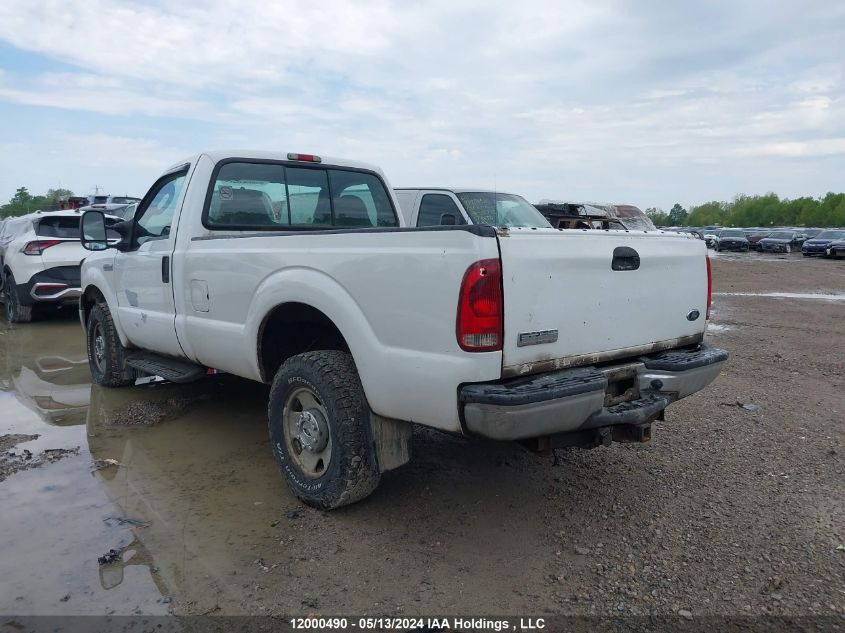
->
(691, 227), (845, 256)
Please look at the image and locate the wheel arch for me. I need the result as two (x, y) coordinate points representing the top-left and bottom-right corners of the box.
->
(80, 284), (107, 327)
(257, 302), (351, 383)
(79, 283), (131, 347)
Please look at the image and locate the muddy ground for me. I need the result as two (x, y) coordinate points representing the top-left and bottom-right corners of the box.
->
(0, 253), (842, 619)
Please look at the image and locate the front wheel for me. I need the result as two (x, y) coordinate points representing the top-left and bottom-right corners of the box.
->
(785, 245), (792, 253)
(86, 303), (135, 387)
(268, 350), (380, 510)
(3, 273), (32, 323)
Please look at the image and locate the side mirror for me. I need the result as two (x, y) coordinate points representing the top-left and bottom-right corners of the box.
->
(440, 213), (457, 226)
(81, 210), (109, 251)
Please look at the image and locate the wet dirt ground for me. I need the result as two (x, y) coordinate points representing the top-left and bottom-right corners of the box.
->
(0, 253), (842, 619)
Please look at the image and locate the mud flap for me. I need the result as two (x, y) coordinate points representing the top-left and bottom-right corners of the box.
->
(369, 414), (412, 473)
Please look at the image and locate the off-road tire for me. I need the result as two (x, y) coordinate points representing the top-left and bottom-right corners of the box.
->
(3, 273), (32, 323)
(268, 350), (380, 510)
(86, 303), (135, 387)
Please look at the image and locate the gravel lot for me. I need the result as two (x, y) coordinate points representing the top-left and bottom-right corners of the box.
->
(0, 253), (842, 622)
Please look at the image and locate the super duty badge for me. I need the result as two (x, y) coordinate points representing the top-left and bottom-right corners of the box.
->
(517, 329), (559, 347)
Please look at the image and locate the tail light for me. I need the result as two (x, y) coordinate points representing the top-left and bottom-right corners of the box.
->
(457, 259), (503, 352)
(22, 240), (63, 255)
(706, 255), (712, 319)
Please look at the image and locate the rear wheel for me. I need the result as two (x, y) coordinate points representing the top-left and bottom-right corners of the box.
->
(785, 245), (792, 253)
(268, 350), (380, 510)
(3, 273), (32, 323)
(86, 303), (135, 387)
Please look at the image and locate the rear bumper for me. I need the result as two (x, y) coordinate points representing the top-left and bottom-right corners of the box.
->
(460, 344), (728, 440)
(15, 266), (81, 306)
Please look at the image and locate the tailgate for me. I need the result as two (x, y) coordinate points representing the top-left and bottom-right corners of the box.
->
(498, 229), (708, 377)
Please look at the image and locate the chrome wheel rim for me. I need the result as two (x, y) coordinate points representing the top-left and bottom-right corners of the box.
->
(283, 387), (332, 479)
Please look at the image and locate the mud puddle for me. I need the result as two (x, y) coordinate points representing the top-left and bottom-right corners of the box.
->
(0, 316), (296, 615)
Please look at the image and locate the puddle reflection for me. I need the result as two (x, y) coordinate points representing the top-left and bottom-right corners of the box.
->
(1, 317), (292, 614)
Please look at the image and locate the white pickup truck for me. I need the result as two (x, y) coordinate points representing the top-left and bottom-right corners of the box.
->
(78, 150), (727, 509)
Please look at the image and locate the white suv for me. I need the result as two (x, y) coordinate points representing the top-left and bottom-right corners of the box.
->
(1, 211), (118, 323)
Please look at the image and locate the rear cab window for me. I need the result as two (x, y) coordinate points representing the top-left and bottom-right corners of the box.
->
(204, 161), (398, 230)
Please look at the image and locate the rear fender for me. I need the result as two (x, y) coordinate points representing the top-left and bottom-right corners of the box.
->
(245, 267), (385, 411)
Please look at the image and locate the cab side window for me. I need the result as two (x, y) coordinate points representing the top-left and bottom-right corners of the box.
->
(328, 170), (398, 228)
(134, 170), (187, 247)
(417, 194), (465, 227)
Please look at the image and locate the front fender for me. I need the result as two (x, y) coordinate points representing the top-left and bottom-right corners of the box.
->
(81, 255), (128, 347)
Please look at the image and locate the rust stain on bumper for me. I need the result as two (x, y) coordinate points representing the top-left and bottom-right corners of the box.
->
(502, 333), (705, 379)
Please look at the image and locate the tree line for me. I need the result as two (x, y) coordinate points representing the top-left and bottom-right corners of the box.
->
(646, 193), (845, 228)
(4, 186), (845, 228)
(0, 187), (76, 219)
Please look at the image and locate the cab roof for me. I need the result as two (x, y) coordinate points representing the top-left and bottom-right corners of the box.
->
(166, 150), (388, 178)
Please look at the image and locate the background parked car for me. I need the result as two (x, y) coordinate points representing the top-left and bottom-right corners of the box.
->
(715, 229), (750, 252)
(1, 211), (120, 322)
(84, 194), (141, 206)
(747, 231), (773, 251)
(677, 228), (705, 240)
(801, 229), (845, 257)
(77, 202), (138, 221)
(758, 230), (806, 254)
(703, 229), (721, 249)
(826, 240), (845, 259)
(0, 215), (34, 292)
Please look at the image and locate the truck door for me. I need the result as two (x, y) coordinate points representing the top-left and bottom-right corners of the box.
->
(114, 165), (189, 356)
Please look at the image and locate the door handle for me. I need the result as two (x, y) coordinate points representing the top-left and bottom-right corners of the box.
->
(161, 256), (170, 283)
(611, 246), (640, 271)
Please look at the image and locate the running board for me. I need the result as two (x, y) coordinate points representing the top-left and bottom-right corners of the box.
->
(125, 353), (207, 384)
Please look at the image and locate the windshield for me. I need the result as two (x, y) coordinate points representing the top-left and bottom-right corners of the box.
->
(816, 230), (845, 239)
(456, 193), (551, 228)
(719, 230), (745, 237)
(768, 232), (794, 240)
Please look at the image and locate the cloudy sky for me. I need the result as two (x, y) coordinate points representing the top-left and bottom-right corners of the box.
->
(0, 0), (843, 210)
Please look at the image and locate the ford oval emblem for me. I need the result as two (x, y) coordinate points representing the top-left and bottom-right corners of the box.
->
(686, 310), (700, 321)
